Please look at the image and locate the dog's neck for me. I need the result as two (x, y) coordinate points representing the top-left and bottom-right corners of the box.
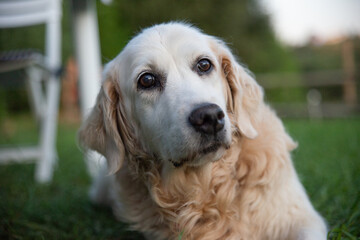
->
(132, 139), (243, 237)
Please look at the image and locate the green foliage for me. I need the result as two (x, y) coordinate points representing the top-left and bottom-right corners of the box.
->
(97, 2), (132, 62)
(0, 1), (302, 116)
(293, 37), (360, 73)
(97, 0), (298, 73)
(0, 0), (300, 73)
(0, 25), (45, 53)
(294, 44), (343, 72)
(96, 0), (304, 105)
(0, 117), (359, 239)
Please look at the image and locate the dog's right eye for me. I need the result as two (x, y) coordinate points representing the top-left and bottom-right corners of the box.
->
(138, 73), (157, 89)
(195, 58), (213, 75)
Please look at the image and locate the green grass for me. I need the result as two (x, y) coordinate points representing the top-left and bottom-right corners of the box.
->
(285, 119), (360, 239)
(0, 116), (144, 240)
(0, 116), (359, 239)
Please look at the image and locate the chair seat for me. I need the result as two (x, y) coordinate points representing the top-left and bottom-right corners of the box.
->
(0, 49), (44, 73)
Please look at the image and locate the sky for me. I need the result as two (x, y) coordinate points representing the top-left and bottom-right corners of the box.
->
(260, 0), (360, 45)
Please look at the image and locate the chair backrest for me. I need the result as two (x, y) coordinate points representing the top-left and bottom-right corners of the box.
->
(0, 0), (62, 71)
(0, 0), (61, 28)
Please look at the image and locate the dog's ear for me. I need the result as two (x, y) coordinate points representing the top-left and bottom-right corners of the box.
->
(210, 38), (264, 139)
(78, 63), (129, 174)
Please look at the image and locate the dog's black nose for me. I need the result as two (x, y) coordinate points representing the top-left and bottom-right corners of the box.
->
(188, 104), (225, 135)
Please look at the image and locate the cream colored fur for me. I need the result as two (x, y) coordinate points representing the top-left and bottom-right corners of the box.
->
(79, 22), (327, 240)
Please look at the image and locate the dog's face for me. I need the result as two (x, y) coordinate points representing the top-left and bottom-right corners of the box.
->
(118, 24), (232, 167)
(79, 23), (263, 173)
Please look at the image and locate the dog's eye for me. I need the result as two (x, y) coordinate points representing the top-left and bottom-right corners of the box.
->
(197, 59), (212, 73)
(138, 73), (156, 89)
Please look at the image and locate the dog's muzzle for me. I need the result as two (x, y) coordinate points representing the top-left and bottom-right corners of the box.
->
(169, 103), (228, 168)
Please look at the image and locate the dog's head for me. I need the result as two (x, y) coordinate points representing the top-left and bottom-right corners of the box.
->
(79, 22), (263, 173)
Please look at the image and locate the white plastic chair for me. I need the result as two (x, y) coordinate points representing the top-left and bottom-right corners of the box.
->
(0, 0), (62, 183)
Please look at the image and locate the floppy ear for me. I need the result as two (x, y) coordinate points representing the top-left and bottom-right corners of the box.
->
(78, 64), (130, 174)
(210, 38), (264, 139)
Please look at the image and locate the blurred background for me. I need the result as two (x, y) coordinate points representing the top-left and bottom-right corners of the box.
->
(0, 0), (359, 239)
(1, 0), (360, 120)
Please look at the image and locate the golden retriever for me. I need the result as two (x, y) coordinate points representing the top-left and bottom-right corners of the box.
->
(79, 22), (327, 240)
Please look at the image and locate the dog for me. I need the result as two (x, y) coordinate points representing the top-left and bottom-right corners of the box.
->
(79, 22), (327, 240)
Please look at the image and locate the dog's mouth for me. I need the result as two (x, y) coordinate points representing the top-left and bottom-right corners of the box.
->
(200, 142), (222, 155)
(168, 142), (227, 168)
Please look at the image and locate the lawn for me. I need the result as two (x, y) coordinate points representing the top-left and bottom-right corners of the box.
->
(0, 116), (359, 239)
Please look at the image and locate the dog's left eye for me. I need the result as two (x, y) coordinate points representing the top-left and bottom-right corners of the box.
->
(197, 59), (212, 74)
(138, 73), (157, 89)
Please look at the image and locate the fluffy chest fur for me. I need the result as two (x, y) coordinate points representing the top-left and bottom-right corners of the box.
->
(112, 106), (305, 240)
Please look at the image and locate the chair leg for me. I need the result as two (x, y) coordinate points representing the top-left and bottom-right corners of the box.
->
(72, 0), (103, 181)
(35, 75), (60, 183)
(26, 66), (46, 124)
